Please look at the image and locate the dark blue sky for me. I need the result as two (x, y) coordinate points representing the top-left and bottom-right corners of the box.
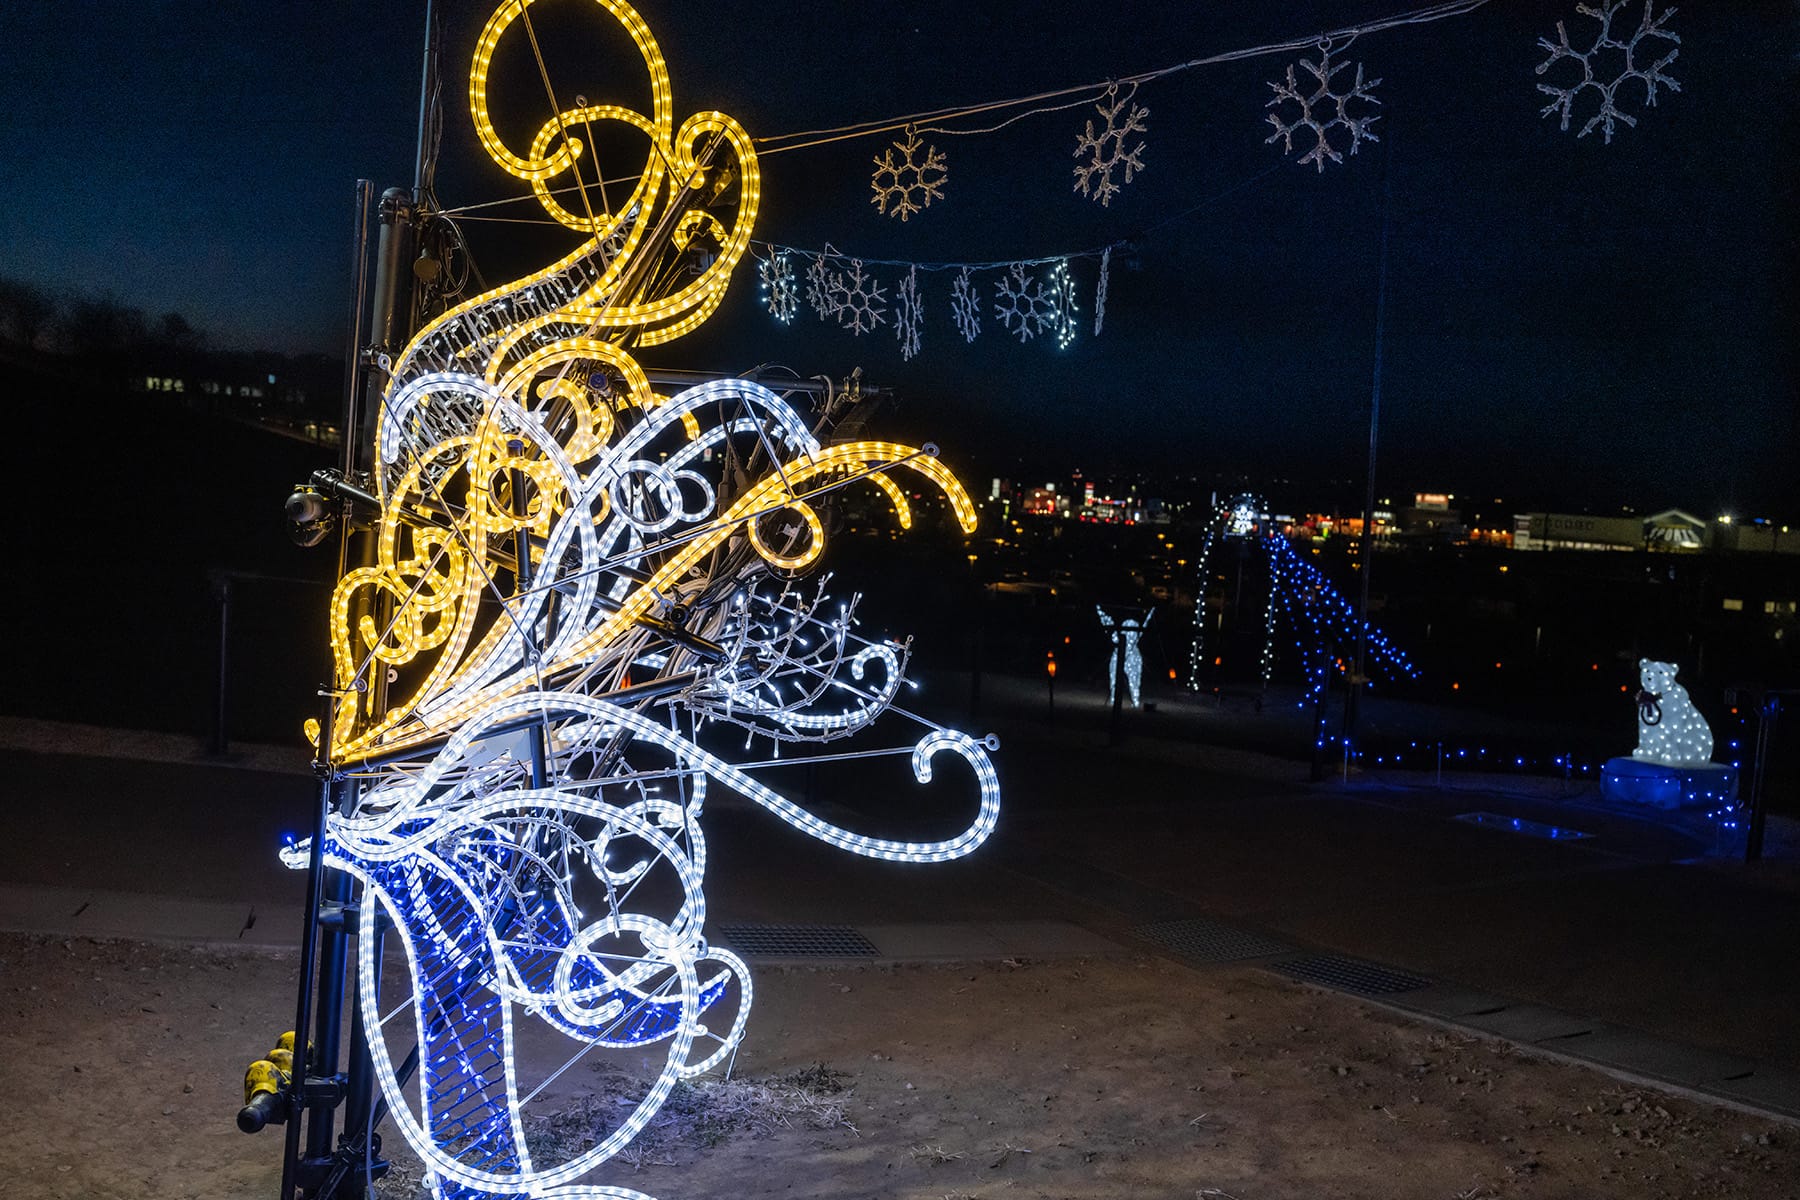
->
(4, 1), (1794, 513)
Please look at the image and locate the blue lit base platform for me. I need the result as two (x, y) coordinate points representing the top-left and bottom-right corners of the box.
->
(1599, 757), (1738, 811)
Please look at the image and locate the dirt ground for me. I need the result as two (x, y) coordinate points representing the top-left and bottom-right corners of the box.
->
(0, 934), (1791, 1200)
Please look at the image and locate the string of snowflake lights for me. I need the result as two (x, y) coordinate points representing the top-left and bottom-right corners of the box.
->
(871, 125), (949, 220)
(1186, 495), (1417, 705)
(1535, 0), (1680, 144)
(271, 4), (1002, 1198)
(756, 243), (1105, 357)
(1264, 43), (1382, 172)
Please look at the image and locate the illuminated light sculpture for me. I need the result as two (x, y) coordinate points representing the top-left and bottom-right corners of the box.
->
(1601, 658), (1735, 810)
(1631, 659), (1712, 766)
(1072, 83), (1148, 206)
(282, 3), (999, 1197)
(1264, 42), (1382, 172)
(870, 125), (948, 221)
(1186, 494), (1417, 703)
(1536, 0), (1680, 145)
(1097, 605), (1152, 707)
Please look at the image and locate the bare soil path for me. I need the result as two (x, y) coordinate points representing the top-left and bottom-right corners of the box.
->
(1, 935), (1790, 1200)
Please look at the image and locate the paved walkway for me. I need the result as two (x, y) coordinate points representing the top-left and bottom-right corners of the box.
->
(4, 697), (1797, 1122)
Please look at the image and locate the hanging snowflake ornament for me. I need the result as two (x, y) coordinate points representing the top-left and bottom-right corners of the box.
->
(805, 248), (840, 321)
(830, 259), (888, 335)
(993, 263), (1057, 343)
(758, 251), (799, 324)
(950, 267), (981, 344)
(1073, 85), (1148, 206)
(1265, 43), (1381, 172)
(1536, 0), (1680, 144)
(871, 125), (948, 221)
(1048, 259), (1079, 350)
(894, 265), (923, 361)
(1093, 246), (1111, 337)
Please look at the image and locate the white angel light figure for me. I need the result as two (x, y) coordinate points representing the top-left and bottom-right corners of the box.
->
(1097, 605), (1153, 708)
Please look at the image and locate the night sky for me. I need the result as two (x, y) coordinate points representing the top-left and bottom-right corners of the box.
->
(4, 1), (1795, 513)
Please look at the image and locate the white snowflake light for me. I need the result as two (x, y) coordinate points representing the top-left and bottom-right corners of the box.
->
(894, 265), (923, 361)
(871, 125), (948, 221)
(805, 249), (840, 321)
(829, 258), (888, 335)
(993, 262), (1056, 343)
(1536, 0), (1680, 144)
(1048, 259), (1079, 350)
(950, 266), (981, 343)
(1093, 246), (1110, 338)
(1073, 86), (1148, 206)
(758, 251), (798, 324)
(1265, 44), (1381, 172)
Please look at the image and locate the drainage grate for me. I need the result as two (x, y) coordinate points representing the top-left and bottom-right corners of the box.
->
(715, 923), (878, 958)
(1274, 954), (1431, 996)
(1137, 917), (1293, 964)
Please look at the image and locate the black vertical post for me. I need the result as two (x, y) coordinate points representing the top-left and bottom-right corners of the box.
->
(279, 696), (336, 1200)
(1745, 695), (1778, 863)
(340, 182), (375, 481)
(1343, 131), (1395, 765)
(211, 571), (232, 756)
(306, 862), (352, 1166)
(511, 446), (549, 788)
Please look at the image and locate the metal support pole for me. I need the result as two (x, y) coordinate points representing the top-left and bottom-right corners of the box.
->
(278, 698), (337, 1200)
(412, 0), (439, 198)
(359, 189), (416, 458)
(1342, 133), (1395, 763)
(1745, 696), (1778, 863)
(511, 449), (549, 789)
(340, 182), (375, 480)
(211, 571), (231, 756)
(304, 863), (353, 1168)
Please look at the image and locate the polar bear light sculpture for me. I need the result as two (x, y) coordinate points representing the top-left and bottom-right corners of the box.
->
(1631, 658), (1713, 767)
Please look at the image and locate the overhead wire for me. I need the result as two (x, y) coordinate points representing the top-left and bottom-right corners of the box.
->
(751, 0), (1490, 154)
(434, 0), (1490, 223)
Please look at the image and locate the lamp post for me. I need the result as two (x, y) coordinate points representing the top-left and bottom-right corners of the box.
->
(1342, 129), (1395, 770)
